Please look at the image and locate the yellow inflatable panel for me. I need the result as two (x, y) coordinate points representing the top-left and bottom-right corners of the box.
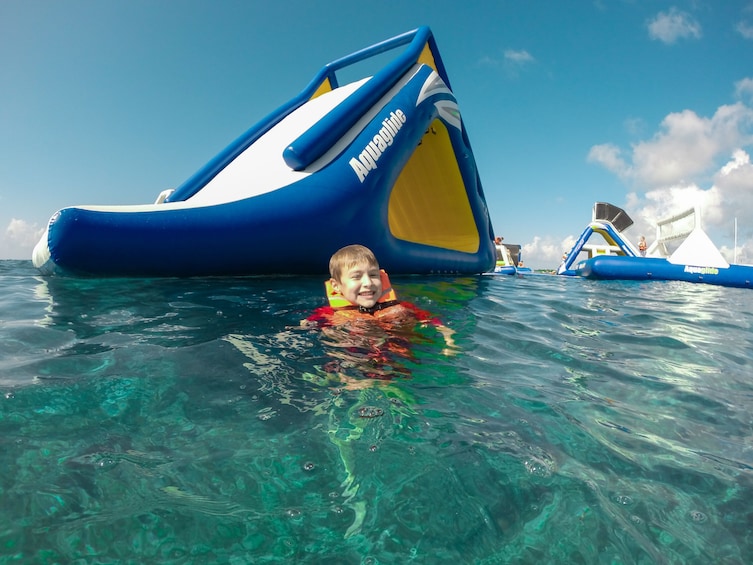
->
(310, 77), (334, 100)
(418, 43), (438, 73)
(388, 120), (480, 253)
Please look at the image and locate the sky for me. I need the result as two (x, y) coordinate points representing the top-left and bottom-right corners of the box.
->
(2, 0), (753, 269)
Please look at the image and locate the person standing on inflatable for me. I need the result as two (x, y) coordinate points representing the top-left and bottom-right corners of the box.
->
(638, 235), (648, 257)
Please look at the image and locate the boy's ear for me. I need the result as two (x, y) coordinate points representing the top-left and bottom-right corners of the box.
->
(329, 278), (341, 293)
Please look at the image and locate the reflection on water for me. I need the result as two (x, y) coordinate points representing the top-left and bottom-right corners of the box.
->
(1, 261), (753, 563)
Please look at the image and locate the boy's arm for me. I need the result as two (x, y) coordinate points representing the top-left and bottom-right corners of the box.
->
(424, 319), (457, 356)
(300, 306), (336, 328)
(435, 323), (457, 355)
(402, 302), (458, 355)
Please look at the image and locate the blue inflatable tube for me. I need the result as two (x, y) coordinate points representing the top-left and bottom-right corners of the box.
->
(576, 256), (753, 289)
(32, 27), (496, 277)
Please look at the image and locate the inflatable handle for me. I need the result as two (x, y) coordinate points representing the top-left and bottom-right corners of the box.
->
(283, 27), (434, 171)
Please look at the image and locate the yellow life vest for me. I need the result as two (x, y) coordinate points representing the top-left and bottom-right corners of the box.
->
(325, 269), (398, 311)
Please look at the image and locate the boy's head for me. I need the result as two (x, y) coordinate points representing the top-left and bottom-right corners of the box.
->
(329, 245), (383, 309)
(329, 245), (379, 281)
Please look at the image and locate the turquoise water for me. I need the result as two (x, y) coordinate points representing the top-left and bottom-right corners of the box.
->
(1, 259), (752, 564)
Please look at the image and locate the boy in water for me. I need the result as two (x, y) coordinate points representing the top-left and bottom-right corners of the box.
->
(304, 244), (456, 352)
(303, 245), (457, 537)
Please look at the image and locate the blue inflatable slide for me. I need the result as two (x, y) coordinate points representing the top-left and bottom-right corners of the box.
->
(32, 27), (496, 277)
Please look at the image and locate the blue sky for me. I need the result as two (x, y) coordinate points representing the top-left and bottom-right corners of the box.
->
(2, 0), (752, 268)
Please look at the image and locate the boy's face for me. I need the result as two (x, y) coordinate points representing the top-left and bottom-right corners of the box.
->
(331, 262), (383, 309)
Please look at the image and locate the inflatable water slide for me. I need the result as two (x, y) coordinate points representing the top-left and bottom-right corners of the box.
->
(32, 27), (496, 277)
(557, 202), (639, 276)
(558, 203), (753, 289)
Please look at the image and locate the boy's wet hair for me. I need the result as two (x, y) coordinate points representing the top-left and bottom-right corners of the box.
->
(329, 244), (379, 281)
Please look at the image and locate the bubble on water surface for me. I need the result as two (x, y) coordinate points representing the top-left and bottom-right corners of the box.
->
(286, 508), (302, 520)
(523, 450), (556, 477)
(97, 457), (117, 469)
(689, 510), (708, 523)
(357, 406), (384, 418)
(524, 458), (552, 477)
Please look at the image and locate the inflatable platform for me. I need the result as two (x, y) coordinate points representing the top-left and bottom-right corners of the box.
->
(489, 240), (531, 275)
(559, 203), (753, 289)
(32, 27), (496, 277)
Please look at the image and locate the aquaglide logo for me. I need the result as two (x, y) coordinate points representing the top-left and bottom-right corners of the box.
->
(684, 265), (719, 275)
(349, 109), (407, 182)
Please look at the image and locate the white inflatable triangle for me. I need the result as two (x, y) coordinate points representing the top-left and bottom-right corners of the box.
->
(668, 227), (729, 268)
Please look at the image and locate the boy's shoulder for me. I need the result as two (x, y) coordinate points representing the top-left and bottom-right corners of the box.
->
(381, 301), (441, 326)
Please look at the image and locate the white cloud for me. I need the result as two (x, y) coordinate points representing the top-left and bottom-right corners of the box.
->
(648, 8), (702, 44)
(737, 21), (753, 40)
(637, 104), (753, 186)
(719, 147), (751, 175)
(713, 149), (753, 217)
(590, 103), (753, 189)
(2, 218), (44, 260)
(504, 49), (534, 64)
(521, 235), (575, 270)
(587, 143), (630, 178)
(735, 77), (753, 102)
(475, 49), (534, 71)
(623, 116), (647, 137)
(6, 218), (41, 242)
(631, 110), (717, 187)
(475, 55), (499, 68)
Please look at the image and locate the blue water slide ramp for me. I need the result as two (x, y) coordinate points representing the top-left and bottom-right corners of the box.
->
(557, 221), (638, 275)
(32, 27), (496, 277)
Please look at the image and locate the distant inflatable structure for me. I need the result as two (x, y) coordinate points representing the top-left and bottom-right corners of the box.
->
(558, 202), (753, 289)
(32, 27), (496, 277)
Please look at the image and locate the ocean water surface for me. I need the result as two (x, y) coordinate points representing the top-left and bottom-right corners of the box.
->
(1, 259), (752, 564)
